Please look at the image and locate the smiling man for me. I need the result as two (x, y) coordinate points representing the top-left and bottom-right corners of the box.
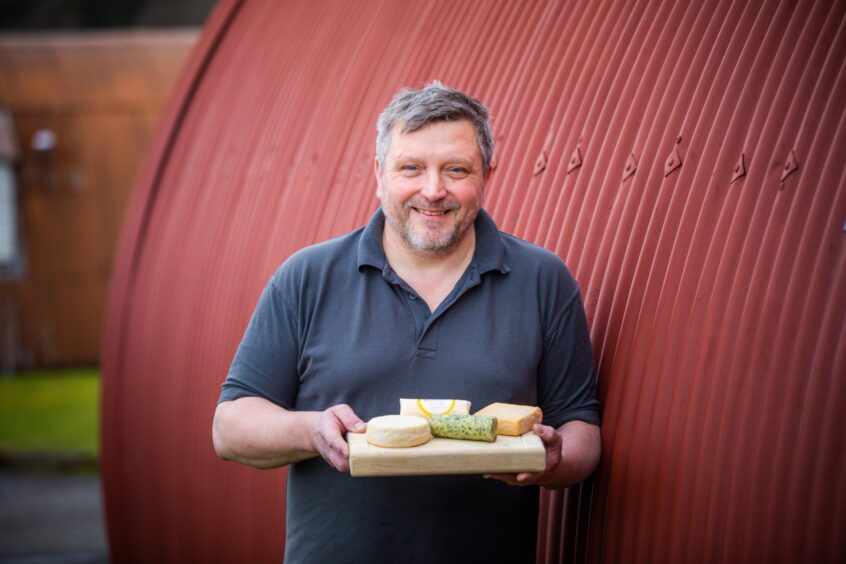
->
(213, 82), (601, 564)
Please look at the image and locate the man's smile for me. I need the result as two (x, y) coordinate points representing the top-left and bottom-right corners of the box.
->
(412, 207), (452, 218)
(407, 201), (458, 219)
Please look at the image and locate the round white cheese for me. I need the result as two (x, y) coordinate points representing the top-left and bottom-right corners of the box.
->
(366, 415), (432, 448)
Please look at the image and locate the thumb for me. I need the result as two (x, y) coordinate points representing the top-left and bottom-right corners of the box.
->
(533, 423), (560, 446)
(330, 404), (366, 433)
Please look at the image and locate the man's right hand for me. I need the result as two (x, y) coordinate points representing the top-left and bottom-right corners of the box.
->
(311, 404), (367, 473)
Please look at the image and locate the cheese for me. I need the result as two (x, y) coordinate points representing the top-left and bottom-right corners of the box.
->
(473, 403), (543, 436)
(399, 398), (471, 418)
(429, 414), (498, 442)
(365, 415), (432, 448)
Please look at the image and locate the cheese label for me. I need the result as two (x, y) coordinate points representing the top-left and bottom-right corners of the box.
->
(399, 398), (471, 418)
(416, 399), (456, 416)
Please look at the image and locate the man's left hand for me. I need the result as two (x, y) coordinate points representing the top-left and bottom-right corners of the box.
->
(484, 420), (600, 489)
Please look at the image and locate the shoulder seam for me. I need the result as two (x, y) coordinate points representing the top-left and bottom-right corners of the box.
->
(543, 287), (582, 348)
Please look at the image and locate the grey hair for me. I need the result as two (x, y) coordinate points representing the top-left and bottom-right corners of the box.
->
(376, 81), (495, 177)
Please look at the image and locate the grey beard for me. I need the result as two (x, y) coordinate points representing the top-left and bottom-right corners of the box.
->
(387, 203), (479, 257)
(400, 218), (462, 256)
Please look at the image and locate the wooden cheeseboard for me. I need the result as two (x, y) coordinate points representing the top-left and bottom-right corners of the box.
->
(348, 431), (546, 477)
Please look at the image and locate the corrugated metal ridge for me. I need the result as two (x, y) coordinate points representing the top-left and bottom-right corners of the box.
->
(100, 0), (247, 559)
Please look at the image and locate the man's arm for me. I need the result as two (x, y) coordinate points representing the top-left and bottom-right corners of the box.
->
(485, 420), (600, 489)
(212, 396), (366, 472)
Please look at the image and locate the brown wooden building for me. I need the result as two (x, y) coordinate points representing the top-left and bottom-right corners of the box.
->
(0, 31), (196, 370)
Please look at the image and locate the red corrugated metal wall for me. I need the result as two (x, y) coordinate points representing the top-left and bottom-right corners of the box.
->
(101, 1), (846, 562)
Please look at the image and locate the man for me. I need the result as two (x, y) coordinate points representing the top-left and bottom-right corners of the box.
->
(213, 81), (600, 563)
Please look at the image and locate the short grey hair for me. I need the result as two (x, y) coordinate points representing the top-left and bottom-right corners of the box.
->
(376, 81), (494, 177)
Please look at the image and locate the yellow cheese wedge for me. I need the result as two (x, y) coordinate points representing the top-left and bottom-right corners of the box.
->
(473, 403), (543, 436)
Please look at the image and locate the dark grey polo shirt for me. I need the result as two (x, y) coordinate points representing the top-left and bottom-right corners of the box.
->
(220, 208), (599, 564)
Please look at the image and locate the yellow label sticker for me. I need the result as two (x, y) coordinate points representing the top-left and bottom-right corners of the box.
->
(416, 399), (456, 416)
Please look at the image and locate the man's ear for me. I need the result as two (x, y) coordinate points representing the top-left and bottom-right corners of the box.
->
(485, 157), (496, 184)
(374, 157), (383, 198)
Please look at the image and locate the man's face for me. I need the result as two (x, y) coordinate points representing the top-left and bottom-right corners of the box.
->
(375, 119), (486, 256)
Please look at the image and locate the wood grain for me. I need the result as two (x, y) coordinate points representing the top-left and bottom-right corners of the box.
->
(348, 430), (545, 477)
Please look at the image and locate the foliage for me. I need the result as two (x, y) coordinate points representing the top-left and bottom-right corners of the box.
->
(0, 368), (99, 456)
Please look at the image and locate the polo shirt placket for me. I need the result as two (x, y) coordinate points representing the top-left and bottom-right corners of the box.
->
(361, 210), (506, 362)
(381, 260), (482, 360)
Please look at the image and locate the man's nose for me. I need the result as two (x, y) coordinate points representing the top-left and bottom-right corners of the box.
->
(420, 170), (447, 200)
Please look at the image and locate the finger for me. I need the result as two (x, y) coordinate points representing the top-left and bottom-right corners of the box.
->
(317, 430), (352, 471)
(334, 459), (350, 473)
(324, 449), (349, 472)
(330, 404), (367, 433)
(326, 448), (351, 473)
(533, 423), (560, 445)
(514, 471), (544, 484)
(316, 418), (351, 460)
(484, 473), (521, 486)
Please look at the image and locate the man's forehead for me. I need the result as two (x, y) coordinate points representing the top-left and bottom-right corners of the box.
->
(392, 117), (473, 134)
(387, 120), (480, 157)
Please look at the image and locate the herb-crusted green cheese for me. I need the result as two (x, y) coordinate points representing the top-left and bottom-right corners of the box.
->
(429, 414), (498, 442)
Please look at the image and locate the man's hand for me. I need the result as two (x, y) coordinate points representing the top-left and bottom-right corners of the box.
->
(311, 404), (367, 473)
(484, 420), (600, 489)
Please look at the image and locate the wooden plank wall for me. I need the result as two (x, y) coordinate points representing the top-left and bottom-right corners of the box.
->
(0, 31), (196, 369)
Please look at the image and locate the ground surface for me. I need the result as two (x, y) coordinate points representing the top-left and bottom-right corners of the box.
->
(0, 471), (107, 563)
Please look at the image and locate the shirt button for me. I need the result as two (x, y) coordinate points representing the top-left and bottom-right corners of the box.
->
(408, 293), (416, 300)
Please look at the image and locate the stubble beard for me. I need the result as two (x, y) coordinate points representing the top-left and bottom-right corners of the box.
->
(382, 198), (481, 257)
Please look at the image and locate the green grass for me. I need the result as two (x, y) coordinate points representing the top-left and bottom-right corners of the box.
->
(0, 368), (99, 456)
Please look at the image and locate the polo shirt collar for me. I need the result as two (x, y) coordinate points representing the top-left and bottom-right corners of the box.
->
(356, 209), (388, 271)
(356, 208), (510, 275)
(473, 208), (510, 275)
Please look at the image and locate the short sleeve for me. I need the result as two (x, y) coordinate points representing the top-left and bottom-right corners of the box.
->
(218, 273), (301, 409)
(537, 288), (601, 428)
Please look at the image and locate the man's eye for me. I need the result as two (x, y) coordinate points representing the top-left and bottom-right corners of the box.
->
(447, 167), (469, 176)
(400, 165), (420, 174)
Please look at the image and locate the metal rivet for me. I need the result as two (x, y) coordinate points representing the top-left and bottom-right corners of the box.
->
(781, 150), (799, 183)
(567, 146), (582, 174)
(730, 153), (747, 185)
(533, 149), (548, 176)
(664, 146), (683, 177)
(622, 153), (638, 181)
